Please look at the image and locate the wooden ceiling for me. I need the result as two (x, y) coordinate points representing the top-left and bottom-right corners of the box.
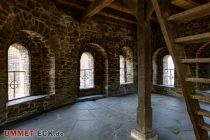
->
(54, 0), (210, 27)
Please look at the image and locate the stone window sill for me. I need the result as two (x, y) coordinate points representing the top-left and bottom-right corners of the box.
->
(7, 95), (48, 106)
(120, 82), (133, 85)
(80, 88), (94, 91)
(154, 84), (175, 88)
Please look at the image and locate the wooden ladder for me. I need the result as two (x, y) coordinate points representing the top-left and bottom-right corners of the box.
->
(151, 0), (210, 140)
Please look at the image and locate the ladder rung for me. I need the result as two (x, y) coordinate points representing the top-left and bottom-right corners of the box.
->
(171, 0), (199, 10)
(168, 2), (210, 23)
(175, 33), (210, 44)
(201, 123), (210, 131)
(197, 109), (210, 118)
(191, 94), (210, 103)
(186, 77), (210, 84)
(181, 58), (210, 63)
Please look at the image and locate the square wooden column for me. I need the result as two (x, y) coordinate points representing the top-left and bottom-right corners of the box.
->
(0, 53), (7, 125)
(131, 0), (158, 139)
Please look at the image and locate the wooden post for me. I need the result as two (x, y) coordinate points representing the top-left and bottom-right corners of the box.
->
(0, 52), (7, 125)
(131, 0), (158, 139)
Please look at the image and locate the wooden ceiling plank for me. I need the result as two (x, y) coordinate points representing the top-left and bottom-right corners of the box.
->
(108, 3), (134, 16)
(98, 12), (137, 24)
(56, 0), (86, 10)
(122, 0), (137, 18)
(82, 0), (114, 20)
(55, 0), (136, 24)
(86, 0), (135, 16)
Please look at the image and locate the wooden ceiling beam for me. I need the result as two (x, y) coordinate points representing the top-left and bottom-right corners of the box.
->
(56, 0), (85, 10)
(98, 12), (137, 24)
(86, 0), (135, 16)
(108, 2), (135, 16)
(94, 15), (136, 28)
(55, 0), (136, 24)
(122, 0), (137, 18)
(82, 0), (114, 20)
(193, 0), (209, 4)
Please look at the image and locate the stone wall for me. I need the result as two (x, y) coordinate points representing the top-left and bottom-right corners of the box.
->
(0, 0), (137, 126)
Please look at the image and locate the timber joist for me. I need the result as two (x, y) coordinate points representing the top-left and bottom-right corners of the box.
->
(55, 0), (137, 25)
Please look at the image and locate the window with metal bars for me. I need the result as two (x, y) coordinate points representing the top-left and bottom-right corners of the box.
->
(163, 55), (174, 86)
(120, 55), (134, 84)
(80, 52), (94, 89)
(8, 43), (30, 100)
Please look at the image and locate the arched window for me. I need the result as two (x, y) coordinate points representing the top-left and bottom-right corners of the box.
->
(163, 55), (174, 86)
(120, 55), (126, 84)
(120, 48), (134, 84)
(8, 43), (30, 100)
(80, 52), (94, 89)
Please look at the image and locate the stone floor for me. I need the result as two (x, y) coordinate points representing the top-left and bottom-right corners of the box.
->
(0, 93), (209, 140)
